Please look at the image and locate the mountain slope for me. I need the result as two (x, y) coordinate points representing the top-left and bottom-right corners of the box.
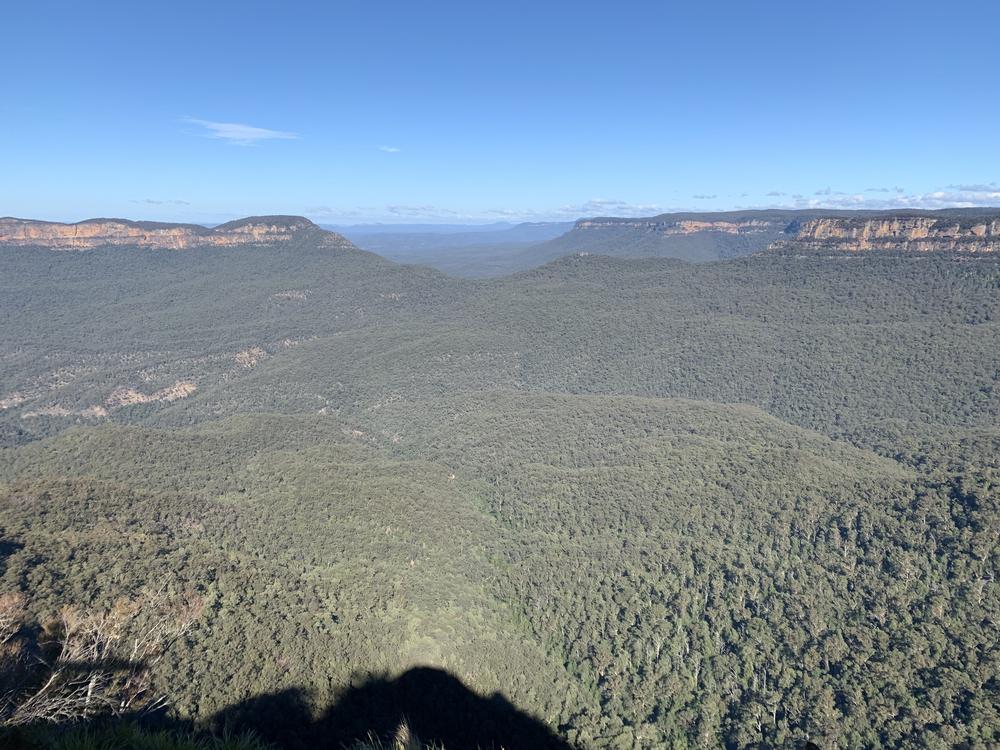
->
(516, 208), (1000, 270)
(0, 413), (579, 729)
(7, 394), (992, 748)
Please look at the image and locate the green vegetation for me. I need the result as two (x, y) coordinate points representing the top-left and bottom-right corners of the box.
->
(13, 724), (270, 750)
(0, 233), (997, 748)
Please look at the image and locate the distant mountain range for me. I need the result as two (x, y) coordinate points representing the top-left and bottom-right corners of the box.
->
(3, 209), (999, 273)
(333, 208), (1000, 275)
(334, 221), (573, 251)
(324, 221), (563, 236)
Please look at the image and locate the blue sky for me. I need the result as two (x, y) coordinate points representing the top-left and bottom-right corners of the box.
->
(3, 0), (999, 224)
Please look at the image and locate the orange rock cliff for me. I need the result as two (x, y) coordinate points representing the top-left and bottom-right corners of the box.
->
(0, 215), (327, 249)
(786, 216), (1000, 253)
(574, 210), (1000, 254)
(576, 218), (776, 235)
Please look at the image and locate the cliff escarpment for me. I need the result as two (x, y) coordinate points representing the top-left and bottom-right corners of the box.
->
(576, 217), (781, 235)
(6, 208), (1000, 259)
(0, 215), (333, 250)
(572, 209), (1000, 256)
(783, 214), (1000, 253)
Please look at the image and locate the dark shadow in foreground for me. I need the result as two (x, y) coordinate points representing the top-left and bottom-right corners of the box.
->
(214, 666), (574, 750)
(4, 665), (574, 750)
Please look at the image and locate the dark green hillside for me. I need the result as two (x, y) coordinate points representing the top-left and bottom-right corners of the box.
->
(84, 252), (996, 443)
(360, 392), (998, 747)
(0, 415), (577, 727)
(4, 244), (997, 445)
(0, 237), (452, 354)
(522, 224), (784, 265)
(2, 397), (996, 747)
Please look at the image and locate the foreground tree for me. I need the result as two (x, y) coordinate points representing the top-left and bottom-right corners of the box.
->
(0, 589), (202, 726)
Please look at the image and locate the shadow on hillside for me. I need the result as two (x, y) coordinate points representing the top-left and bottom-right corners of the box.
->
(0, 539), (24, 573)
(4, 666), (573, 750)
(212, 666), (574, 749)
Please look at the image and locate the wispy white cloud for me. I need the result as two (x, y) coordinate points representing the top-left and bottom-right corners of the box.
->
(547, 198), (664, 219)
(386, 204), (460, 217)
(309, 185), (1000, 225)
(945, 182), (997, 192)
(378, 145), (401, 153)
(183, 117), (299, 146)
(864, 186), (905, 194)
(749, 186), (1000, 211)
(302, 198), (668, 223)
(130, 198), (190, 206)
(386, 199), (666, 221)
(692, 194), (717, 200)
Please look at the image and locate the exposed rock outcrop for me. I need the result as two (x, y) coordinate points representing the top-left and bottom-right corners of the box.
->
(234, 347), (267, 369)
(576, 217), (780, 235)
(105, 380), (197, 408)
(784, 215), (1000, 253)
(0, 215), (326, 250)
(21, 404), (108, 419)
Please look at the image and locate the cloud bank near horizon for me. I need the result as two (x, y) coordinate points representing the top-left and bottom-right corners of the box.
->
(751, 186), (1000, 212)
(301, 187), (1000, 224)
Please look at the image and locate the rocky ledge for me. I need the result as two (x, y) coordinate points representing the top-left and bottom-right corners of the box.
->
(785, 215), (1000, 253)
(576, 217), (780, 235)
(0, 215), (322, 250)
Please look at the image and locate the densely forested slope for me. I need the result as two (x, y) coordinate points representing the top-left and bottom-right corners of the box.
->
(79, 251), (996, 441)
(2, 398), (995, 748)
(1, 234), (998, 748)
(360, 393), (998, 747)
(519, 225), (784, 267)
(0, 415), (576, 726)
(7, 245), (995, 443)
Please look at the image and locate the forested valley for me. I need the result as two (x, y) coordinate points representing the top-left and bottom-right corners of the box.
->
(0, 226), (997, 749)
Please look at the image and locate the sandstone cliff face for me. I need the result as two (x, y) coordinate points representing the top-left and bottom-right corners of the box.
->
(576, 218), (779, 235)
(0, 216), (321, 250)
(786, 216), (1000, 254)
